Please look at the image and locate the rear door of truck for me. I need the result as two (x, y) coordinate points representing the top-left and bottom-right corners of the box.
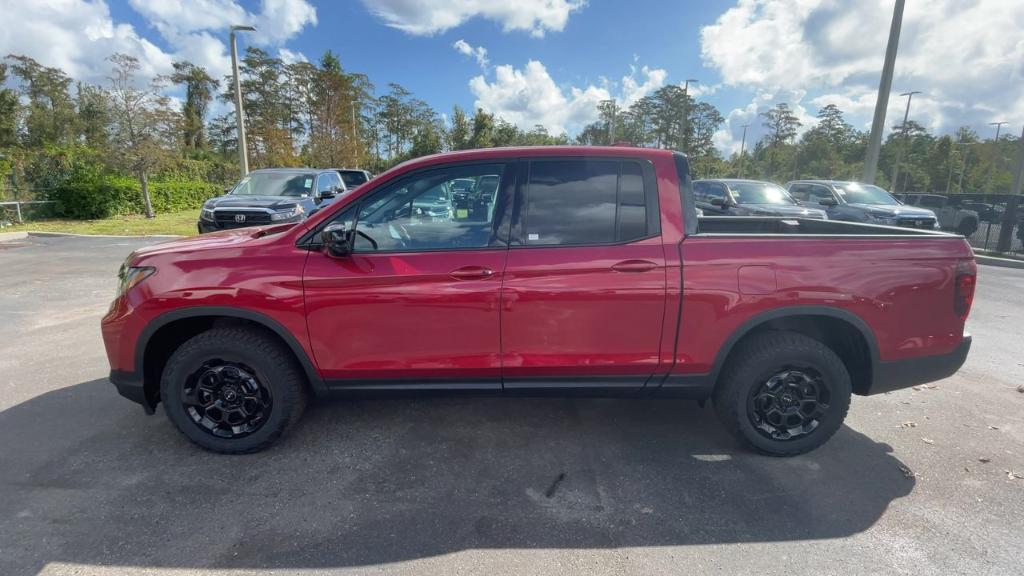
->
(499, 156), (667, 391)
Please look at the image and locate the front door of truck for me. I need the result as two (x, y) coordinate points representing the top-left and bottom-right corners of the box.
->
(302, 162), (514, 387)
(500, 158), (667, 391)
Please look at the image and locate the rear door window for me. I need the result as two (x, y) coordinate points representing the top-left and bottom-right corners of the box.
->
(695, 181), (728, 203)
(522, 159), (655, 246)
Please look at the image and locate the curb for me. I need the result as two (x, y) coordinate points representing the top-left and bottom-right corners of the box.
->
(24, 231), (184, 239)
(0, 231), (28, 242)
(974, 253), (1024, 270)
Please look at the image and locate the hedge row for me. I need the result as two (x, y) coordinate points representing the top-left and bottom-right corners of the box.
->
(47, 174), (223, 219)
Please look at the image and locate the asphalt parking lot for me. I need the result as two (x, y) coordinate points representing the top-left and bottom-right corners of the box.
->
(2, 234), (1022, 576)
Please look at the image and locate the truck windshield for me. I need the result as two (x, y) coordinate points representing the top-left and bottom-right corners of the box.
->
(338, 170), (368, 187)
(230, 172), (316, 197)
(730, 182), (796, 205)
(835, 183), (899, 205)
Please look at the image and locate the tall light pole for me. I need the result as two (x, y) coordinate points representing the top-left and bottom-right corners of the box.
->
(957, 141), (976, 193)
(1012, 125), (1024, 196)
(890, 90), (921, 192)
(737, 123), (749, 177)
(682, 78), (698, 154)
(995, 124), (1024, 252)
(989, 121), (1007, 141)
(862, 0), (906, 184)
(351, 100), (359, 168)
(230, 24), (256, 177)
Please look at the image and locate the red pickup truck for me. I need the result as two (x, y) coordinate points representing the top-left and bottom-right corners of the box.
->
(102, 146), (975, 455)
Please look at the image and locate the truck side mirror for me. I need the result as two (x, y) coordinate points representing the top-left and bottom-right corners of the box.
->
(818, 198), (838, 207)
(321, 223), (353, 258)
(711, 197), (733, 207)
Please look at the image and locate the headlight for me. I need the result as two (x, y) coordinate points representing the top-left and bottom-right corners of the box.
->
(270, 205), (304, 221)
(116, 262), (155, 297)
(200, 208), (215, 221)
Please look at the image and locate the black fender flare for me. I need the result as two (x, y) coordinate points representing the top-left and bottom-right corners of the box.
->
(135, 306), (326, 395)
(706, 305), (880, 387)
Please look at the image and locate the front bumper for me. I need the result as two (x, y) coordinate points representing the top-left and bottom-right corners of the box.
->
(110, 369), (156, 414)
(869, 335), (972, 394)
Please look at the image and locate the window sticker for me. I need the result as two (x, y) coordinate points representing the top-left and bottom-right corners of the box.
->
(528, 233), (540, 241)
(304, 178), (313, 188)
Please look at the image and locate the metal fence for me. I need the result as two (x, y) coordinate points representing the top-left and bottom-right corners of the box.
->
(950, 194), (1023, 254)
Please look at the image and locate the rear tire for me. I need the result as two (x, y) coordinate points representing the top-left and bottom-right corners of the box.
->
(160, 327), (308, 454)
(713, 331), (851, 456)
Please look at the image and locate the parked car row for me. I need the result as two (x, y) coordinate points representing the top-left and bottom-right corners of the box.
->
(691, 178), (998, 235)
(202, 168), (987, 239)
(198, 167), (373, 234)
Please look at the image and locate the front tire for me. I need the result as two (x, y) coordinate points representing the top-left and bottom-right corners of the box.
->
(160, 327), (308, 454)
(713, 331), (852, 456)
(956, 218), (978, 237)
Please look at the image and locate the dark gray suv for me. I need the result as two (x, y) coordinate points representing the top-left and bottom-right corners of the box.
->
(786, 180), (938, 229)
(694, 179), (828, 219)
(198, 168), (345, 234)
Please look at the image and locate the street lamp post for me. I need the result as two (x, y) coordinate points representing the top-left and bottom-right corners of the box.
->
(957, 141), (976, 193)
(890, 90), (920, 192)
(737, 123), (749, 177)
(682, 79), (698, 154)
(989, 121), (1007, 141)
(994, 125), (1023, 252)
(351, 100), (359, 168)
(862, 0), (906, 184)
(230, 25), (256, 178)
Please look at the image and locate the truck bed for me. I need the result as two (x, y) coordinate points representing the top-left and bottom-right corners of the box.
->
(695, 216), (950, 236)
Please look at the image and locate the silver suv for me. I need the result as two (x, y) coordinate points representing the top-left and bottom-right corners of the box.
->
(786, 180), (938, 229)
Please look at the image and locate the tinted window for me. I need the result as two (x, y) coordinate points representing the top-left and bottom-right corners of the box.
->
(835, 183), (899, 205)
(525, 160), (649, 246)
(694, 181), (728, 203)
(327, 164), (506, 252)
(230, 172), (316, 197)
(729, 182), (795, 205)
(338, 170), (368, 187)
(918, 196), (944, 208)
(316, 172), (339, 193)
(790, 184), (835, 203)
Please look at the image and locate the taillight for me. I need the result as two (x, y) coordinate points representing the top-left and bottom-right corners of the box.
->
(954, 259), (976, 320)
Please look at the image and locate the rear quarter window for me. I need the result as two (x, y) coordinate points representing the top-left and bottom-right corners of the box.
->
(523, 159), (655, 246)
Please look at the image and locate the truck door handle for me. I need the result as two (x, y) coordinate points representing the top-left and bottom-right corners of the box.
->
(449, 266), (495, 280)
(611, 259), (658, 273)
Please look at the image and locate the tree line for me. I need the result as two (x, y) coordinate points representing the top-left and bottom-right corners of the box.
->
(0, 48), (1019, 220)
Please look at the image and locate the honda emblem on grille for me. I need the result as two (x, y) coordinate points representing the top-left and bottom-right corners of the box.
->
(234, 214), (246, 223)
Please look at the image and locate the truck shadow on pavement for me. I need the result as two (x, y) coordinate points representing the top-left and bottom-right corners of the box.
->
(2, 378), (915, 574)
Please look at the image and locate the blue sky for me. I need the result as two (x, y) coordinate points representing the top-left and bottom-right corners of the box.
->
(3, 0), (1022, 153)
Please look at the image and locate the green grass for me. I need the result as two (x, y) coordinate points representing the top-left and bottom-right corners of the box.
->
(5, 209), (199, 237)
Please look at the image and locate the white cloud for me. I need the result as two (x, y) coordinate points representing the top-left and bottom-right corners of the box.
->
(278, 48), (308, 65)
(701, 0), (1024, 137)
(453, 39), (489, 71)
(0, 0), (317, 109)
(127, 0), (318, 79)
(468, 59), (667, 135)
(0, 0), (173, 82)
(362, 0), (586, 37)
(621, 66), (667, 106)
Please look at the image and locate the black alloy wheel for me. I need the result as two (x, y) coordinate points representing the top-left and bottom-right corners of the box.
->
(748, 368), (830, 441)
(182, 360), (273, 439)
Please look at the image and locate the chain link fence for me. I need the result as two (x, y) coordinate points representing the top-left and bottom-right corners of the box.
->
(957, 195), (1023, 254)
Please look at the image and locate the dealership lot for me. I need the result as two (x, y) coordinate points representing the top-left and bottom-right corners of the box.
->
(1, 235), (1022, 576)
